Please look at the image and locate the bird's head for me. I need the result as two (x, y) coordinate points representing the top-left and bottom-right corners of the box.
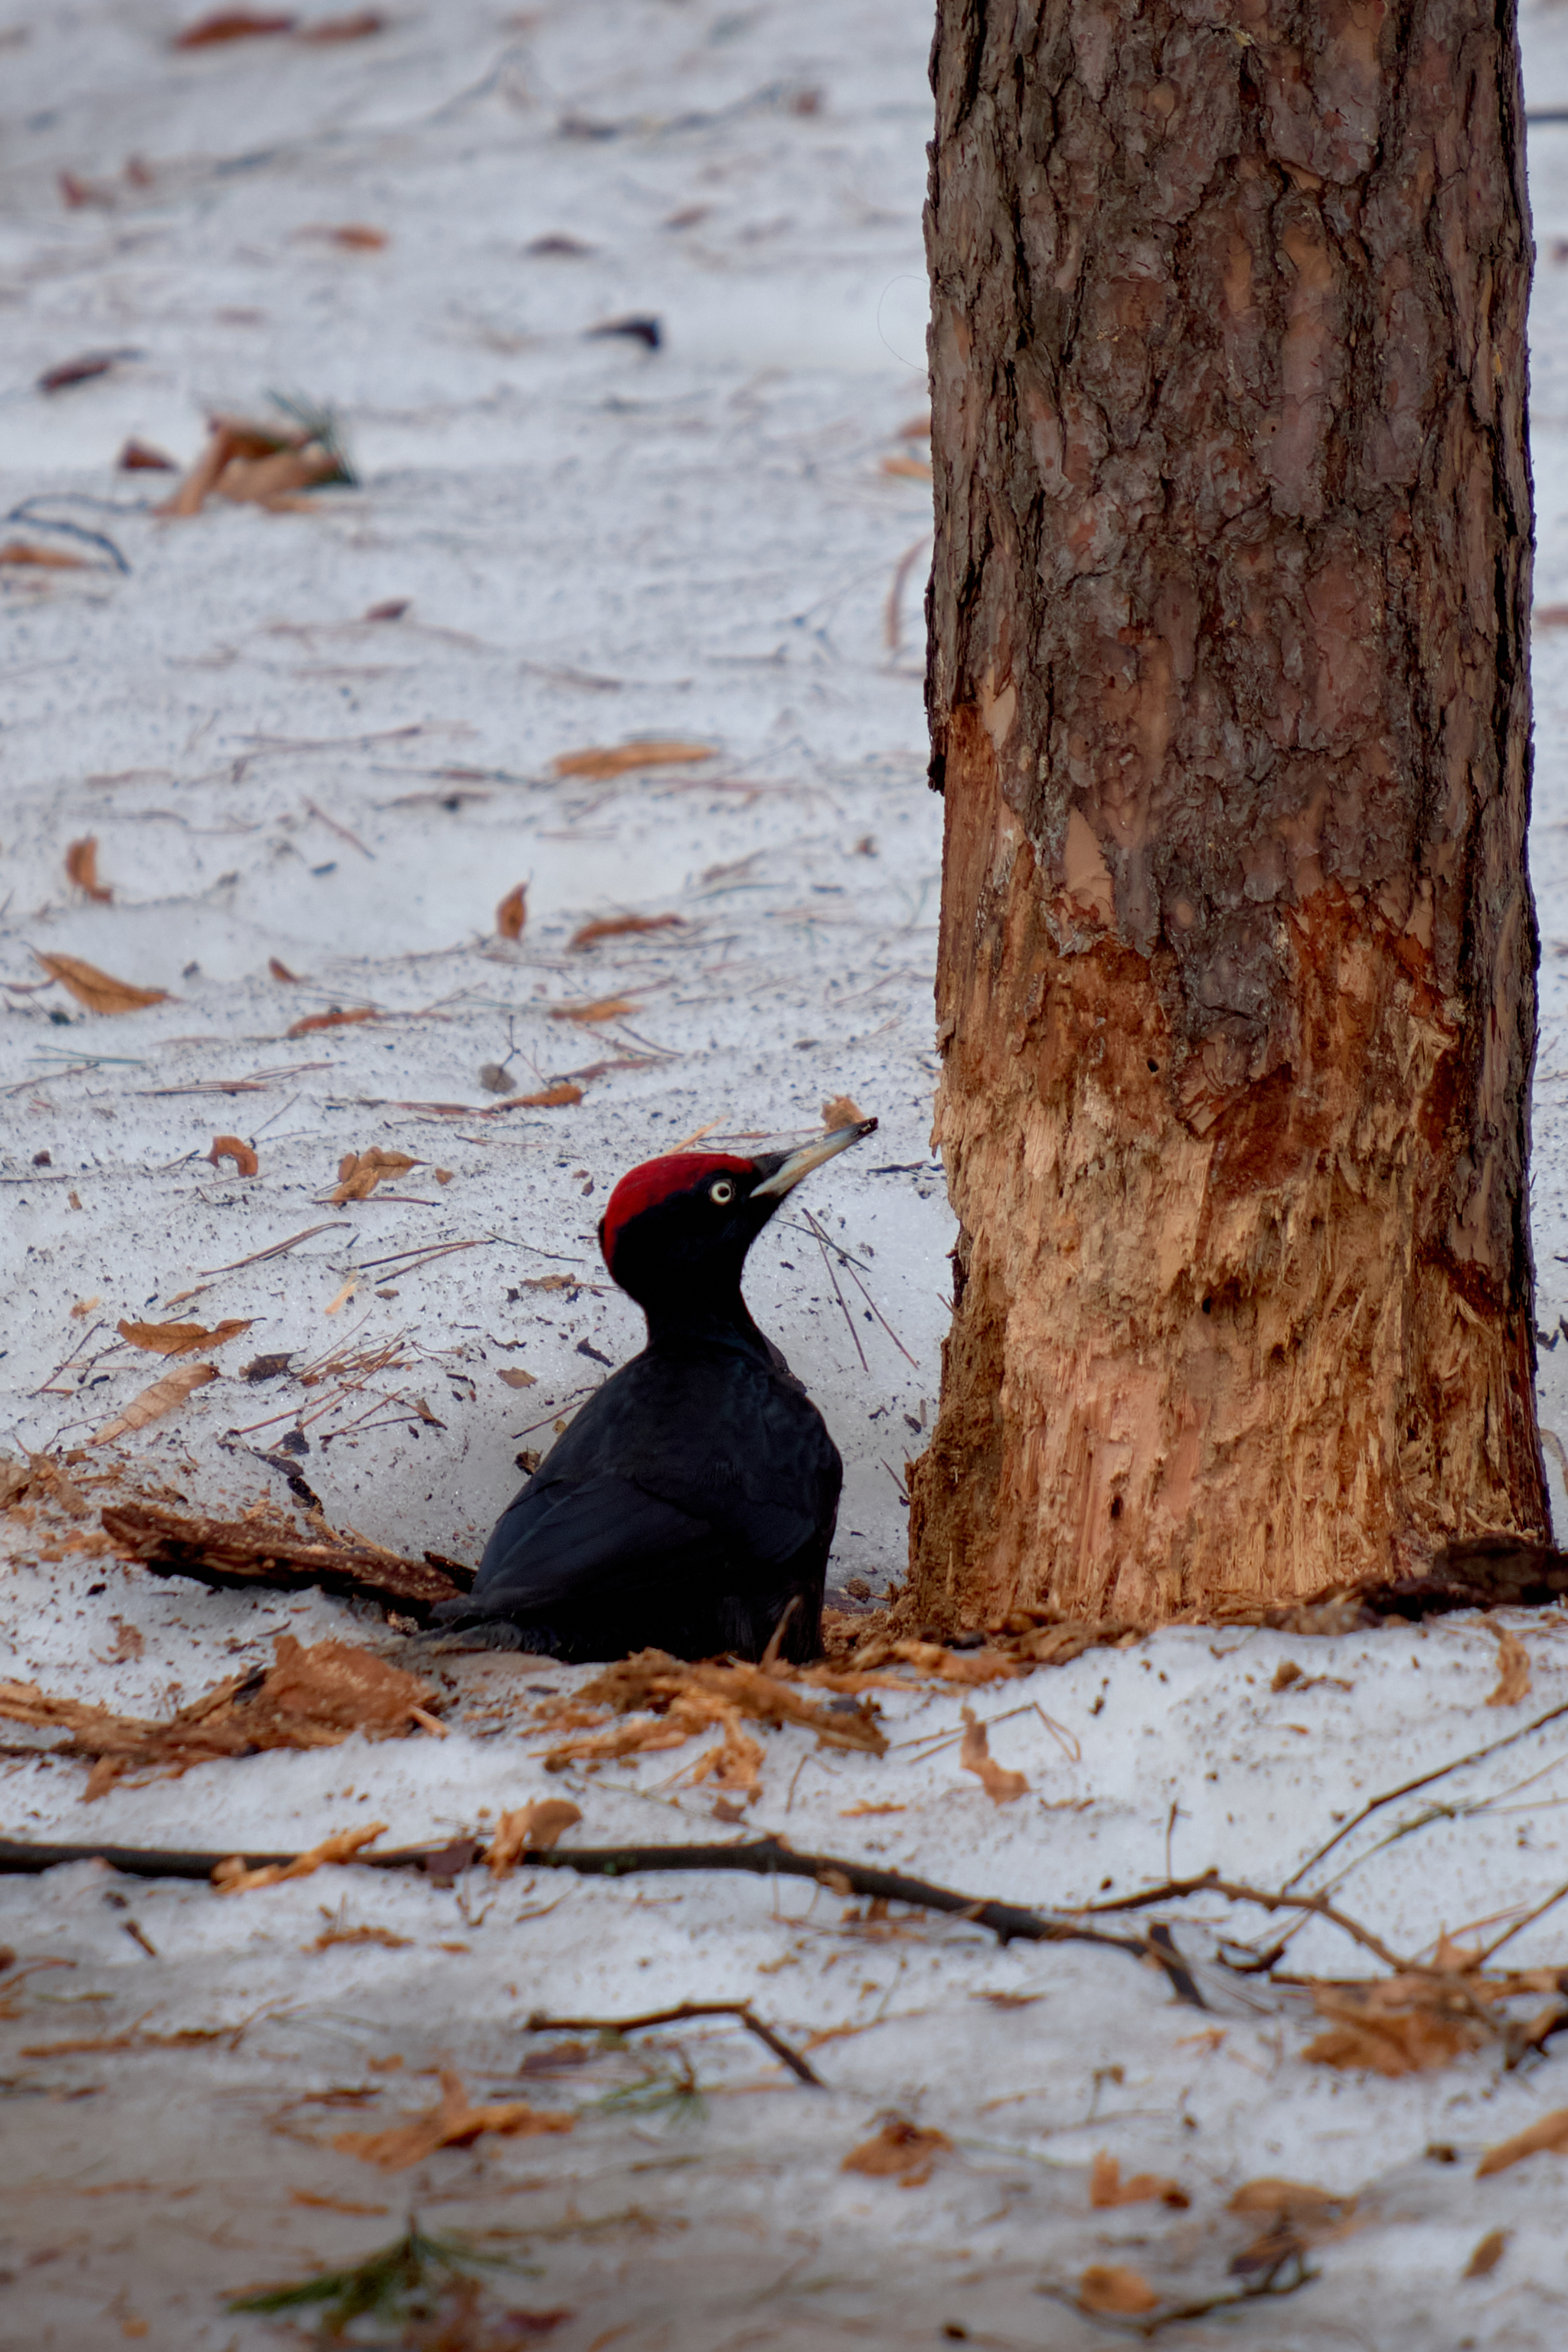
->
(598, 1117), (877, 1317)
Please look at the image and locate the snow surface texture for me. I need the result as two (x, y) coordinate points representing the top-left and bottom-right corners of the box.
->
(5, 3), (1568, 2346)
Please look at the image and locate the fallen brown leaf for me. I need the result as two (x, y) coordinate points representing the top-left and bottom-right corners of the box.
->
(207, 1135), (259, 1176)
(34, 951), (169, 1015)
(1488, 1628), (1531, 1707)
(821, 1093), (866, 1129)
(495, 883), (528, 940)
(215, 1822), (387, 1894)
(1476, 2107), (1568, 2176)
(332, 1147), (420, 1203)
(333, 2069), (573, 2171)
(959, 1706), (1027, 1803)
(1089, 2151), (1189, 2210)
(268, 956), (302, 982)
(548, 995), (635, 1024)
(880, 453), (933, 481)
(91, 1362), (217, 1444)
(116, 1317), (252, 1356)
(0, 541), (93, 570)
(174, 10), (295, 48)
(38, 349), (132, 393)
(64, 837), (112, 902)
(498, 1367), (539, 1388)
(118, 438), (178, 472)
(70, 1295), (101, 1318)
(841, 2116), (950, 2187)
(1464, 2228), (1510, 2277)
(287, 1004), (377, 1037)
(569, 913), (684, 949)
(514, 1082), (583, 1108)
(488, 1800), (583, 1877)
(1077, 2266), (1158, 2318)
(299, 7), (384, 35)
(552, 740), (714, 781)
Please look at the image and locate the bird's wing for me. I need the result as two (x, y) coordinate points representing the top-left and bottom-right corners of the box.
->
(471, 1473), (717, 1616)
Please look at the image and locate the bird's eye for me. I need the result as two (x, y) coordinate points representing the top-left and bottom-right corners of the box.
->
(709, 1178), (735, 1205)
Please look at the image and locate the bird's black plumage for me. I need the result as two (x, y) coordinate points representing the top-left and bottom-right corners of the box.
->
(435, 1121), (874, 1662)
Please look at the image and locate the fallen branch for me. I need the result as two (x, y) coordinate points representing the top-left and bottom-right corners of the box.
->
(527, 1999), (825, 2086)
(100, 1501), (471, 1620)
(0, 1834), (1205, 2005)
(1073, 1869), (1410, 1974)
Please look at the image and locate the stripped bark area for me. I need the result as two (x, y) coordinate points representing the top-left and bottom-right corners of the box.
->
(910, 0), (1547, 1625)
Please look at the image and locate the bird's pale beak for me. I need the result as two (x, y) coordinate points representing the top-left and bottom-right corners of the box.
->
(751, 1116), (877, 1199)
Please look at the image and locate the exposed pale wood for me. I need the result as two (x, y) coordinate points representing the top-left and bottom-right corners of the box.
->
(908, 0), (1548, 1625)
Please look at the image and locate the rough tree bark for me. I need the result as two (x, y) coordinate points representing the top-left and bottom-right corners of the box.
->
(906, 0), (1548, 1627)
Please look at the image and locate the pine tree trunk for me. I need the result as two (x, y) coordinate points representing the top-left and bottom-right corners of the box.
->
(907, 0), (1549, 1626)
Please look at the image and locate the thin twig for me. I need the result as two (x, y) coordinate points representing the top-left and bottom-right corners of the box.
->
(1072, 1869), (1410, 1973)
(1284, 1699), (1568, 1890)
(198, 1221), (353, 1276)
(527, 2000), (825, 2087)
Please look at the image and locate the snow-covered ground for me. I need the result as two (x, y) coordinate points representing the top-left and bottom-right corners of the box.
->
(7, 5), (1568, 2346)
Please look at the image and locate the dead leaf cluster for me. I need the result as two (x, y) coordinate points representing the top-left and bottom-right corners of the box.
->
(0, 1632), (440, 1798)
(534, 1648), (886, 1799)
(1301, 1962), (1568, 2077)
(332, 1146), (420, 1202)
(332, 2069), (572, 2171)
(159, 409), (352, 518)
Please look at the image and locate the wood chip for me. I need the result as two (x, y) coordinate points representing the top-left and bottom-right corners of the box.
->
(487, 1800), (582, 1877)
(1464, 2228), (1510, 2277)
(333, 2069), (573, 2171)
(1077, 2266), (1158, 2317)
(821, 1093), (866, 1129)
(34, 951), (168, 1015)
(1089, 2151), (1189, 2209)
(569, 913), (684, 949)
(552, 740), (714, 781)
(959, 1705), (1027, 1802)
(214, 1822), (387, 1895)
(1487, 1627), (1531, 1707)
(64, 837), (112, 901)
(548, 995), (635, 1024)
(207, 1135), (259, 1175)
(91, 1363), (217, 1443)
(287, 1005), (377, 1037)
(1476, 2108), (1568, 2176)
(495, 883), (528, 940)
(841, 2117), (950, 2187)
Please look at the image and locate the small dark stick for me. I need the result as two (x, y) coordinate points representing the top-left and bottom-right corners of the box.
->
(527, 1999), (825, 2087)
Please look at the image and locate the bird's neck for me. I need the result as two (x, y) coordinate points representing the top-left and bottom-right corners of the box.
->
(639, 1282), (771, 1356)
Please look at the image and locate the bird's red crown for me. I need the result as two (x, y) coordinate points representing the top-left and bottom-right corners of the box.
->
(599, 1152), (755, 1270)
